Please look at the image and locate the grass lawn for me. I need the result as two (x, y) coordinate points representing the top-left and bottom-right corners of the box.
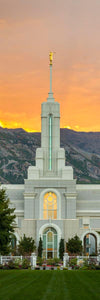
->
(0, 270), (100, 300)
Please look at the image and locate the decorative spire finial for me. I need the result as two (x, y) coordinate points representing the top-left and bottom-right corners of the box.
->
(47, 51), (55, 102)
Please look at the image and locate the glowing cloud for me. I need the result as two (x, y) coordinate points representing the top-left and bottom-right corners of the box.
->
(0, 121), (4, 128)
(64, 126), (72, 130)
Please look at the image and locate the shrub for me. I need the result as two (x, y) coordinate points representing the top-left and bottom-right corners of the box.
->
(83, 258), (89, 267)
(90, 252), (97, 256)
(37, 257), (44, 266)
(35, 266), (40, 270)
(80, 266), (88, 270)
(95, 265), (100, 270)
(14, 258), (22, 269)
(38, 237), (43, 258)
(54, 258), (61, 266)
(67, 235), (82, 255)
(22, 258), (30, 269)
(8, 260), (15, 269)
(18, 234), (36, 255)
(69, 258), (77, 267)
(47, 259), (54, 266)
(0, 264), (3, 269)
(74, 265), (79, 270)
(59, 239), (64, 260)
(2, 263), (9, 270)
(0, 188), (16, 255)
(88, 263), (96, 270)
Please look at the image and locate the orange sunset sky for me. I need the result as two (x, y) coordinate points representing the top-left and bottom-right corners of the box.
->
(0, 0), (100, 132)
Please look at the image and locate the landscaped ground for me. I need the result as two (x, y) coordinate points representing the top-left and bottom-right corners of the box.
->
(0, 270), (100, 300)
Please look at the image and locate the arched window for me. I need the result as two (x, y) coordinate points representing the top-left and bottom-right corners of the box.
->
(43, 192), (57, 219)
(84, 233), (97, 255)
(43, 227), (57, 258)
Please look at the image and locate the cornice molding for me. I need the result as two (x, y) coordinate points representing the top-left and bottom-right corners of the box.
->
(24, 193), (37, 198)
(64, 192), (77, 199)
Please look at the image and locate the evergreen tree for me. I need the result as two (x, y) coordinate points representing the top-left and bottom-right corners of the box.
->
(0, 188), (16, 254)
(18, 234), (36, 255)
(38, 237), (43, 257)
(66, 235), (82, 254)
(59, 238), (64, 260)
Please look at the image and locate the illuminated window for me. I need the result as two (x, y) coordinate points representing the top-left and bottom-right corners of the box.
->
(43, 192), (57, 219)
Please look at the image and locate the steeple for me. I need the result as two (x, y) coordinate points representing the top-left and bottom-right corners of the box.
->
(47, 52), (54, 102)
(28, 52), (73, 181)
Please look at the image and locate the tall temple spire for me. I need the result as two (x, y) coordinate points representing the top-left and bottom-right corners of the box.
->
(47, 52), (54, 102)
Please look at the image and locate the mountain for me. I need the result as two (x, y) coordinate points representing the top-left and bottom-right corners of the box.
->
(0, 127), (100, 184)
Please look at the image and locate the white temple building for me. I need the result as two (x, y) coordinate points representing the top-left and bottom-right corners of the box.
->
(1, 53), (100, 257)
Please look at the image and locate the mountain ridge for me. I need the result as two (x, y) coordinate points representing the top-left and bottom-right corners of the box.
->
(0, 127), (100, 184)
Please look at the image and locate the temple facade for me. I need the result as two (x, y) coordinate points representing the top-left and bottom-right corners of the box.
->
(1, 53), (100, 257)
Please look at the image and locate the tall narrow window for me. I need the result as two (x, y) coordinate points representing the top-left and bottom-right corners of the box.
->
(43, 192), (57, 219)
(43, 227), (57, 259)
(49, 114), (52, 170)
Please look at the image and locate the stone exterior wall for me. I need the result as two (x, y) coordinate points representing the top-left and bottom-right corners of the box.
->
(1, 183), (100, 246)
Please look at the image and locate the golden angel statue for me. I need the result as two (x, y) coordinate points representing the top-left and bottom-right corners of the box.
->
(49, 52), (53, 65)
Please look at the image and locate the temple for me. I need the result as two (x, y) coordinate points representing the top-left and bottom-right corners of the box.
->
(1, 53), (100, 257)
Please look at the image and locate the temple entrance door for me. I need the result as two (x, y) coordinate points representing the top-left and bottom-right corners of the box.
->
(84, 233), (97, 255)
(43, 227), (57, 259)
(47, 252), (53, 259)
(47, 231), (53, 258)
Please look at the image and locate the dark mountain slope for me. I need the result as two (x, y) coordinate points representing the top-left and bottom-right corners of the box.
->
(0, 127), (100, 184)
